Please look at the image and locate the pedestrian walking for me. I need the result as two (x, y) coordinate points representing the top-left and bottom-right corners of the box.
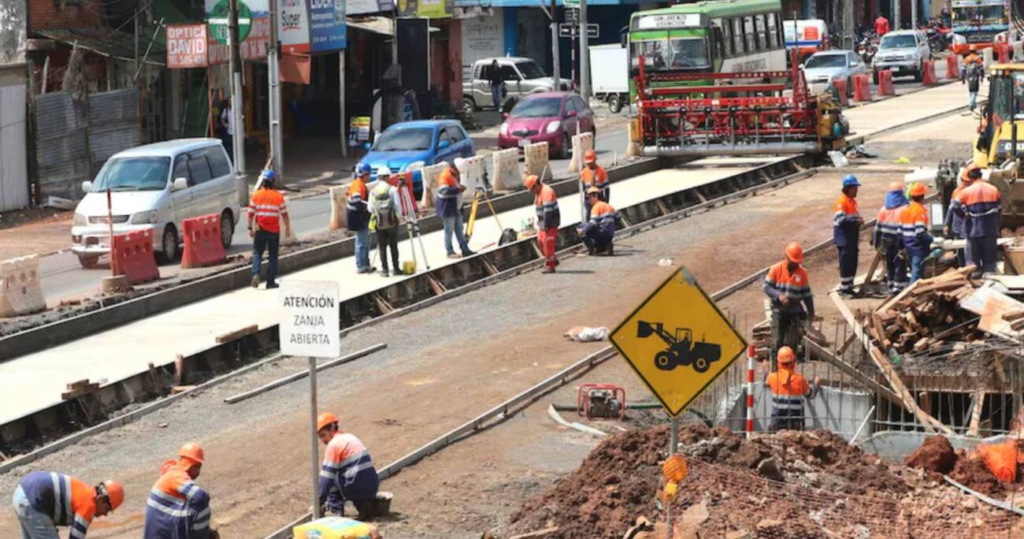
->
(219, 98), (234, 163)
(316, 413), (381, 520)
(901, 183), (934, 283)
(489, 59), (504, 111)
(12, 471), (124, 539)
(436, 161), (474, 259)
(765, 346), (820, 432)
(249, 169), (291, 289)
(962, 51), (984, 112)
(873, 181), (909, 293)
(952, 167), (1002, 275)
(763, 243), (814, 355)
(348, 163), (374, 273)
(371, 166), (403, 277)
(833, 174), (864, 295)
(144, 442), (213, 539)
(526, 174), (561, 273)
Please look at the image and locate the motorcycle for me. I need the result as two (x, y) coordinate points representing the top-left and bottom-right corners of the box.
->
(856, 34), (878, 66)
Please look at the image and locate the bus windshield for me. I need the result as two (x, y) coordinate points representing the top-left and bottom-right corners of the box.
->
(990, 72), (1024, 122)
(630, 37), (710, 70)
(952, 4), (1005, 26)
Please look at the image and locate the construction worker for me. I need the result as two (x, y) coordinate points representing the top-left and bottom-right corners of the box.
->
(144, 442), (213, 539)
(436, 161), (474, 259)
(944, 164), (980, 267)
(12, 472), (124, 539)
(952, 166), (1002, 275)
(249, 169), (292, 289)
(763, 242), (814, 355)
(901, 183), (934, 283)
(316, 412), (380, 519)
(766, 346), (820, 432)
(874, 14), (890, 37)
(873, 181), (908, 293)
(371, 167), (403, 277)
(526, 174), (561, 273)
(833, 174), (864, 296)
(348, 163), (374, 273)
(578, 187), (617, 255)
(580, 149), (609, 219)
(962, 50), (984, 112)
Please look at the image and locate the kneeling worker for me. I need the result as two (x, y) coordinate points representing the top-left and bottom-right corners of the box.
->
(766, 346), (821, 432)
(579, 187), (617, 255)
(144, 442), (213, 539)
(13, 471), (124, 539)
(317, 412), (380, 519)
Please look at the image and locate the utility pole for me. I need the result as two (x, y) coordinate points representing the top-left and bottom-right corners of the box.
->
(911, 0), (918, 30)
(550, 0), (560, 89)
(578, 0), (590, 100)
(268, 0), (283, 174)
(842, 0), (854, 50)
(228, 0), (246, 175)
(894, 0), (901, 32)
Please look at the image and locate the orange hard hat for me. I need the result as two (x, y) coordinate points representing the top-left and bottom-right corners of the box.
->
(909, 182), (926, 197)
(100, 480), (124, 511)
(777, 346), (797, 365)
(584, 149), (598, 163)
(524, 175), (539, 190)
(178, 442), (205, 464)
(317, 412), (340, 432)
(784, 242), (804, 264)
(887, 181), (904, 192)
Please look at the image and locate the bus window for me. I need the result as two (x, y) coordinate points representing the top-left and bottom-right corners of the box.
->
(744, 16), (757, 52)
(668, 37), (711, 68)
(712, 25), (726, 60)
(773, 14), (783, 49)
(631, 40), (669, 70)
(755, 14), (767, 50)
(732, 18), (745, 53)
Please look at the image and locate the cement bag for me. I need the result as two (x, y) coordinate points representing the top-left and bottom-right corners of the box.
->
(977, 440), (1018, 483)
(564, 326), (609, 342)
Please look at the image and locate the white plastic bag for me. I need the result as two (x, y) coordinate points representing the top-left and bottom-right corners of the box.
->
(564, 326), (610, 342)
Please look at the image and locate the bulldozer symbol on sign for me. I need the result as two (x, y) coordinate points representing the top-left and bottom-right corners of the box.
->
(637, 321), (721, 373)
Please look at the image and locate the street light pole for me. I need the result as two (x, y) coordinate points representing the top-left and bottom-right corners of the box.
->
(578, 0), (590, 100)
(228, 0), (246, 175)
(268, 0), (283, 174)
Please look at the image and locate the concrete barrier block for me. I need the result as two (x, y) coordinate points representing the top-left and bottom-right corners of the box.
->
(568, 131), (595, 173)
(0, 255), (46, 318)
(282, 196), (297, 244)
(983, 48), (994, 69)
(626, 119), (642, 158)
(524, 142), (551, 182)
(1014, 42), (1023, 62)
(492, 148), (522, 192)
(328, 186), (348, 231)
(457, 155), (488, 193)
(418, 162), (447, 209)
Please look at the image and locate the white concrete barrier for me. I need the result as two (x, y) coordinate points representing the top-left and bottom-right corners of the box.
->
(626, 118), (642, 158)
(328, 185), (348, 231)
(568, 132), (595, 173)
(983, 48), (994, 69)
(1014, 42), (1023, 62)
(457, 155), (488, 194)
(282, 195), (297, 244)
(418, 162), (448, 210)
(491, 148), (522, 192)
(0, 255), (46, 318)
(524, 142), (551, 182)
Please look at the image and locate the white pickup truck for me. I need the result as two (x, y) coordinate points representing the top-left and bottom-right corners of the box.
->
(462, 57), (569, 114)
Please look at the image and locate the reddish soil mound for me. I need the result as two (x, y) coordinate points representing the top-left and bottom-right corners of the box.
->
(950, 452), (1006, 497)
(905, 435), (957, 474)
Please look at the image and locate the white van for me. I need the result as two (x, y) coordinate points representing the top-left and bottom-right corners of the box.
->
(71, 139), (241, 268)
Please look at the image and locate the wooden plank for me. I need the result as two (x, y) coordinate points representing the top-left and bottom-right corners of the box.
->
(66, 379), (89, 390)
(804, 339), (902, 406)
(968, 389), (985, 437)
(863, 251), (883, 285)
(871, 313), (891, 349)
(215, 324), (259, 344)
(830, 291), (953, 434)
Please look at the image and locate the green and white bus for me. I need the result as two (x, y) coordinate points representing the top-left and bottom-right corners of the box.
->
(626, 0), (787, 96)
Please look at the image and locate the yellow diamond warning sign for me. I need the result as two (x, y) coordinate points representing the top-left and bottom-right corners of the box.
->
(609, 266), (746, 417)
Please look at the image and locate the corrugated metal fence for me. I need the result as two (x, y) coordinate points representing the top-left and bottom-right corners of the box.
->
(33, 88), (140, 201)
(0, 82), (28, 211)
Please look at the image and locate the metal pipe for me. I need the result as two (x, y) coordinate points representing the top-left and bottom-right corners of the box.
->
(309, 356), (320, 520)
(746, 344), (755, 439)
(849, 405), (876, 445)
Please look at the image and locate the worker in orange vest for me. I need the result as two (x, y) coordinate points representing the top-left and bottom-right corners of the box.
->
(763, 242), (814, 355)
(13, 471), (124, 539)
(436, 161), (474, 259)
(951, 168), (1002, 275)
(944, 165), (980, 267)
(874, 14), (890, 37)
(833, 175), (863, 296)
(249, 169), (292, 289)
(316, 413), (380, 519)
(348, 163), (374, 273)
(525, 174), (561, 273)
(901, 183), (934, 283)
(578, 187), (617, 255)
(766, 346), (820, 432)
(144, 442), (214, 539)
(873, 181), (908, 293)
(580, 149), (609, 219)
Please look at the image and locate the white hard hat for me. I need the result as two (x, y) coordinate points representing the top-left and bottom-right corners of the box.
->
(377, 166), (392, 176)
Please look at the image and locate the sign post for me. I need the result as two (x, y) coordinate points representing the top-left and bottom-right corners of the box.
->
(609, 266), (746, 537)
(280, 280), (342, 521)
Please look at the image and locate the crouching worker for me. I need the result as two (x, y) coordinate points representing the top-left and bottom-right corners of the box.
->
(766, 346), (821, 432)
(317, 412), (380, 519)
(144, 442), (213, 539)
(579, 187), (618, 255)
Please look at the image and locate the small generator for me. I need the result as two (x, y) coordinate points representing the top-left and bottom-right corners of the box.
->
(577, 383), (626, 420)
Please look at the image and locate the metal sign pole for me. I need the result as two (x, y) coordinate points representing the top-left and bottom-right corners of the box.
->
(665, 415), (679, 539)
(228, 0), (246, 175)
(268, 0), (284, 174)
(579, 0), (590, 100)
(309, 356), (321, 519)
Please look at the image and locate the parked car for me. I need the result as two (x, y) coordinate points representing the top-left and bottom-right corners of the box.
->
(498, 92), (595, 159)
(872, 30), (932, 83)
(71, 139), (241, 268)
(801, 50), (869, 96)
(462, 57), (571, 114)
(358, 119), (475, 198)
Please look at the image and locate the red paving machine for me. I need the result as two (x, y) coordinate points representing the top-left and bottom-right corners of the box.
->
(631, 54), (847, 158)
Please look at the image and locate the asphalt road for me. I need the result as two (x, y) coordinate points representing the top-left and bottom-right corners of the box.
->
(34, 62), (954, 306)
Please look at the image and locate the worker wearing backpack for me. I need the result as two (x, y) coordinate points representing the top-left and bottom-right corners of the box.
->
(371, 167), (404, 277)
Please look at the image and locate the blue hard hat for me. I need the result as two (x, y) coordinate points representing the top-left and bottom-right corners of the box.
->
(260, 169), (276, 181)
(356, 162), (372, 175)
(842, 174), (861, 188)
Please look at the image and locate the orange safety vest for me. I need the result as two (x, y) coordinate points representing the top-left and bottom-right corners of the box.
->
(534, 184), (560, 230)
(580, 165), (608, 190)
(249, 188), (287, 234)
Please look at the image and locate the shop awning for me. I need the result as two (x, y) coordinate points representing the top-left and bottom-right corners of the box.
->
(35, 27), (167, 66)
(346, 16), (394, 36)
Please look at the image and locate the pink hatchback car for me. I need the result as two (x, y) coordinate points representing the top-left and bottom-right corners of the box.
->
(497, 92), (595, 159)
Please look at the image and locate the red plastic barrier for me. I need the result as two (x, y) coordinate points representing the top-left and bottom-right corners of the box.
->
(112, 229), (159, 285)
(181, 214), (227, 269)
(832, 78), (849, 106)
(852, 74), (872, 102)
(922, 60), (939, 86)
(877, 70), (896, 96)
(997, 43), (1010, 63)
(946, 55), (960, 81)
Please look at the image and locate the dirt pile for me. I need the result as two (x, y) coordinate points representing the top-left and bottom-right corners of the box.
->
(950, 453), (1006, 497)
(905, 435), (957, 474)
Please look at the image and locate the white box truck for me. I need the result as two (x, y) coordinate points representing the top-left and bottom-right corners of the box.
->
(589, 43), (629, 113)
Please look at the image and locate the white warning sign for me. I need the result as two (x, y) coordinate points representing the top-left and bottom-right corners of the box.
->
(279, 280), (341, 358)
